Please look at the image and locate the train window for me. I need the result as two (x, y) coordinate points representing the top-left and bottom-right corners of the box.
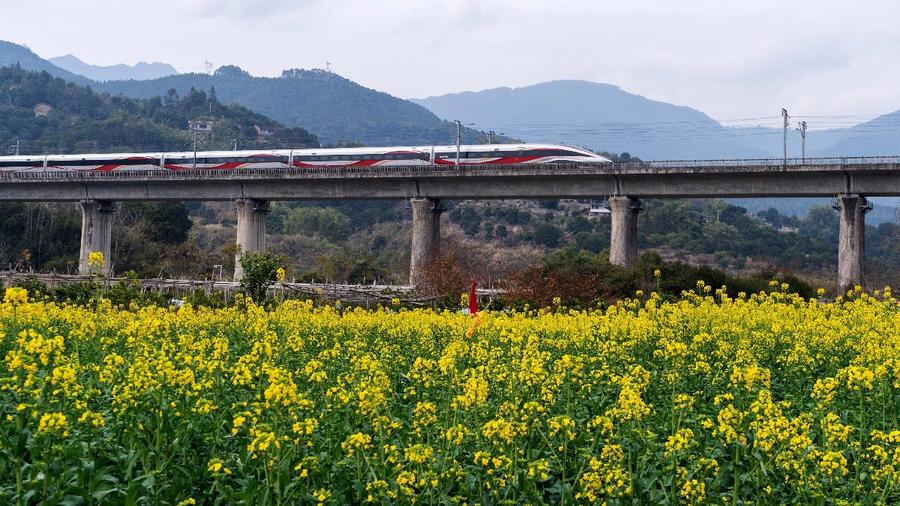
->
(120, 158), (159, 165)
(523, 149), (569, 157)
(0, 160), (42, 167)
(46, 158), (153, 166)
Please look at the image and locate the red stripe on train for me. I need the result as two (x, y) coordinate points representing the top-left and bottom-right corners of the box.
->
(292, 160), (379, 168)
(165, 162), (245, 170)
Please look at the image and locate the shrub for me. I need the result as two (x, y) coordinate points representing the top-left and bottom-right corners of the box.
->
(239, 251), (284, 303)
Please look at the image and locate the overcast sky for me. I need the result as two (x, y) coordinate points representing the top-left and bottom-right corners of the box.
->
(3, 0), (899, 128)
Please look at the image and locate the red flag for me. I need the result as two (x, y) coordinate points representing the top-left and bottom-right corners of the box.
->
(469, 280), (478, 315)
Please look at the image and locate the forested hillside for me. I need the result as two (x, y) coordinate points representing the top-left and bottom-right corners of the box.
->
(0, 66), (318, 154)
(439, 198), (900, 288)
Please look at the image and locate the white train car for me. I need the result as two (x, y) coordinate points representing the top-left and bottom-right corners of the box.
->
(0, 144), (610, 172)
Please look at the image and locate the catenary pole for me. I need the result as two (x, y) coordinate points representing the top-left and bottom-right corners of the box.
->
(782, 108), (789, 165)
(797, 121), (807, 161)
(454, 120), (462, 165)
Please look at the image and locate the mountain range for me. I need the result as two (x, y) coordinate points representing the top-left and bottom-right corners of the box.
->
(0, 41), (487, 147)
(49, 54), (178, 81)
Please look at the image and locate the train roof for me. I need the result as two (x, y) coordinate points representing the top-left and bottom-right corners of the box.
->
(0, 155), (45, 161)
(46, 152), (163, 160)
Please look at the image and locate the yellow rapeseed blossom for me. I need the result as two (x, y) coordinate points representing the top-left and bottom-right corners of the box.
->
(87, 251), (105, 269)
(665, 428), (694, 457)
(4, 286), (28, 305)
(1, 284), (899, 502)
(680, 478), (706, 503)
(37, 412), (69, 437)
(342, 432), (372, 456)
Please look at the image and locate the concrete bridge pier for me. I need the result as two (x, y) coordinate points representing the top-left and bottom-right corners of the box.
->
(78, 199), (116, 276)
(234, 198), (271, 281)
(409, 198), (443, 286)
(834, 194), (871, 293)
(608, 196), (643, 268)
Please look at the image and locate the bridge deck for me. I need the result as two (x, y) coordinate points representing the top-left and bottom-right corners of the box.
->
(2, 157), (900, 200)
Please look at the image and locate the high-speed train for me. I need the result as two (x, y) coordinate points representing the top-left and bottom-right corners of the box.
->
(0, 144), (609, 172)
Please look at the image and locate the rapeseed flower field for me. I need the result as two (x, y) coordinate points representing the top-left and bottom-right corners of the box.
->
(2, 283), (900, 504)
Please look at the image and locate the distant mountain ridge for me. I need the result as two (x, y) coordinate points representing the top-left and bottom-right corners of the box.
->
(414, 81), (768, 160)
(0, 40), (91, 86)
(49, 54), (178, 81)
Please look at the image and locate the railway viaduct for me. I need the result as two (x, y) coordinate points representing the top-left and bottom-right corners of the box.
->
(3, 157), (900, 292)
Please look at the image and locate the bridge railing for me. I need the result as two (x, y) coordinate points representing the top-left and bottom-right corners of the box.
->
(638, 156), (900, 168)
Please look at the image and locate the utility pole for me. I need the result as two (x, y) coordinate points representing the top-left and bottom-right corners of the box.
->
(782, 108), (789, 165)
(232, 138), (238, 151)
(14, 138), (19, 156)
(454, 120), (462, 165)
(797, 121), (807, 161)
